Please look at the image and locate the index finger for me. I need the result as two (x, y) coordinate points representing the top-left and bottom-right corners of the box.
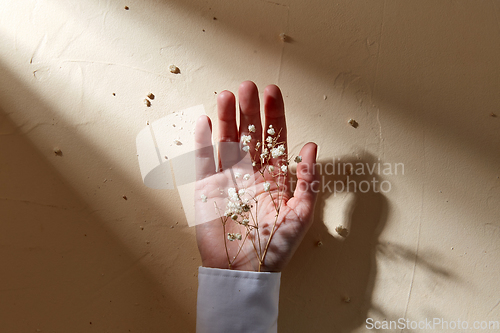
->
(195, 115), (216, 180)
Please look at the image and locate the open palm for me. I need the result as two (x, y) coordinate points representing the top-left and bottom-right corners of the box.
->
(195, 81), (319, 272)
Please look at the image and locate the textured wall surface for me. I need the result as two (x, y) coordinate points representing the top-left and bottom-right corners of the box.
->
(1, 0), (499, 332)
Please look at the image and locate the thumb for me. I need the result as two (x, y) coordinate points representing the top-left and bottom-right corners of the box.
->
(288, 142), (320, 221)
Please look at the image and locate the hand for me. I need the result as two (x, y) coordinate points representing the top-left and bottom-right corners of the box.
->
(194, 81), (319, 272)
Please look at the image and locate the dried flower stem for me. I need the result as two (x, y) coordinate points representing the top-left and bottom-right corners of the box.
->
(221, 216), (232, 269)
(217, 124), (294, 272)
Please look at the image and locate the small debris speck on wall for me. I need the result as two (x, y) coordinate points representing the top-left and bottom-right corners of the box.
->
(335, 225), (349, 237)
(53, 148), (63, 156)
(169, 64), (180, 74)
(348, 119), (359, 128)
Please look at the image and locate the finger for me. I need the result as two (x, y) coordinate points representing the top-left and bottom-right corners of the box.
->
(217, 91), (241, 171)
(217, 91), (238, 143)
(238, 81), (262, 162)
(195, 115), (216, 180)
(263, 85), (287, 165)
(288, 143), (319, 222)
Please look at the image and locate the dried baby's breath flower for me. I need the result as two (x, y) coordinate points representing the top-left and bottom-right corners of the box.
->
(267, 125), (275, 136)
(261, 148), (269, 160)
(294, 156), (302, 163)
(228, 188), (238, 200)
(241, 135), (252, 146)
(201, 194), (208, 203)
(216, 124), (294, 271)
(271, 145), (285, 158)
(227, 233), (242, 241)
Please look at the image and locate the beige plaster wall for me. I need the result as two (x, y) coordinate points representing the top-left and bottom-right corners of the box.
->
(1, 0), (499, 332)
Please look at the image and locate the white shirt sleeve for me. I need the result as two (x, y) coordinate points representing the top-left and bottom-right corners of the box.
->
(196, 267), (281, 333)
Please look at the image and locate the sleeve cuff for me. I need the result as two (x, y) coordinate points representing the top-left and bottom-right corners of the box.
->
(196, 267), (281, 333)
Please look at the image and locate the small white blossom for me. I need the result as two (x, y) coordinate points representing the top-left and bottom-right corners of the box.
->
(260, 148), (269, 159)
(227, 233), (241, 241)
(241, 219), (249, 226)
(263, 182), (271, 192)
(238, 189), (245, 196)
(242, 145), (250, 152)
(228, 188), (238, 200)
(294, 155), (302, 163)
(225, 199), (243, 216)
(269, 165), (275, 172)
(267, 125), (275, 136)
(243, 174), (251, 180)
(248, 124), (256, 133)
(271, 144), (285, 158)
(234, 172), (241, 178)
(201, 194), (208, 203)
(231, 214), (238, 220)
(255, 142), (261, 148)
(281, 165), (288, 173)
(266, 136), (273, 143)
(241, 135), (252, 146)
(252, 161), (257, 167)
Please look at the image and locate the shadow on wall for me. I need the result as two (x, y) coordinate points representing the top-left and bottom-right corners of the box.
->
(279, 153), (453, 333)
(0, 63), (194, 332)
